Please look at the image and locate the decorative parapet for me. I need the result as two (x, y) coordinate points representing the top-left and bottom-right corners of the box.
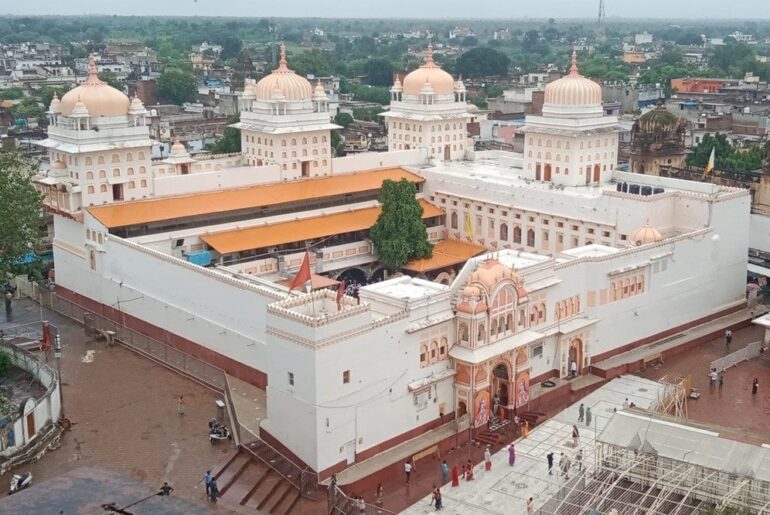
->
(554, 227), (711, 270)
(267, 310), (410, 349)
(107, 235), (287, 300)
(267, 289), (369, 328)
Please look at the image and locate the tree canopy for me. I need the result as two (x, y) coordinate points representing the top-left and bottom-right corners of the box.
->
(687, 133), (763, 174)
(334, 112), (354, 128)
(456, 47), (510, 78)
(0, 150), (43, 280)
(98, 70), (122, 90)
(156, 69), (197, 105)
(363, 58), (395, 87)
(205, 115), (241, 154)
(370, 179), (433, 270)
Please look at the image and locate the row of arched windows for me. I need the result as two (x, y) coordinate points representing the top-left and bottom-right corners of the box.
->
(247, 135), (328, 145)
(85, 229), (103, 244)
(528, 137), (612, 150)
(280, 148), (326, 158)
(84, 166), (147, 180)
(555, 296), (580, 321)
(610, 275), (645, 302)
(419, 337), (449, 367)
(84, 152), (145, 166)
(86, 180), (146, 194)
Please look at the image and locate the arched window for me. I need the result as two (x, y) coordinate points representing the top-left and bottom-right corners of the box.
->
(477, 323), (486, 343)
(439, 337), (448, 358)
(140, 179), (147, 187)
(100, 184), (107, 192)
(139, 166), (146, 174)
(312, 136), (318, 143)
(112, 168), (120, 177)
(312, 149), (318, 156)
(98, 170), (106, 178)
(302, 149), (308, 157)
(302, 137), (307, 144)
(128, 181), (135, 189)
(97, 156), (105, 165)
(500, 223), (508, 241)
(513, 226), (522, 244)
(322, 135), (327, 143)
(420, 344), (428, 367)
(87, 185), (95, 194)
(87, 171), (94, 180)
(138, 151), (145, 160)
(459, 323), (469, 343)
(292, 162), (297, 170)
(85, 157), (93, 166)
(127, 167), (134, 175)
(89, 249), (96, 270)
(86, 229), (91, 240)
(281, 139), (287, 146)
(111, 154), (120, 163)
(527, 229), (535, 247)
(451, 212), (458, 229)
(281, 152), (287, 158)
(322, 159), (327, 166)
(430, 340), (439, 361)
(126, 153), (133, 161)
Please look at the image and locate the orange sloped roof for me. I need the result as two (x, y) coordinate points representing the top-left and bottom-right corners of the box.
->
(201, 199), (443, 254)
(402, 239), (487, 273)
(88, 168), (424, 229)
(275, 273), (339, 290)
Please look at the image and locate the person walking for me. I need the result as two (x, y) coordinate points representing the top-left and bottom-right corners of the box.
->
(159, 482), (174, 496)
(546, 451), (554, 475)
(560, 452), (571, 480)
(434, 487), (443, 510)
(356, 495), (366, 514)
(622, 398), (629, 409)
(572, 425), (580, 448)
(719, 372), (724, 390)
(709, 369), (718, 388)
(725, 329), (733, 349)
(203, 470), (213, 498)
(484, 445), (492, 471)
(752, 377), (759, 395)
(451, 464), (460, 487)
(441, 460), (449, 483)
(209, 478), (220, 502)
(376, 483), (384, 506)
(578, 403), (584, 423)
(585, 406), (592, 427)
(527, 497), (535, 514)
(404, 460), (413, 485)
(465, 459), (474, 480)
(576, 449), (584, 472)
(508, 443), (516, 466)
(177, 395), (185, 415)
(570, 360), (577, 379)
(522, 420), (529, 438)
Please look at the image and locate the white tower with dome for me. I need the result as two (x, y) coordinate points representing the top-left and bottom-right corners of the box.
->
(233, 44), (340, 179)
(383, 44), (472, 161)
(523, 51), (619, 187)
(37, 54), (152, 213)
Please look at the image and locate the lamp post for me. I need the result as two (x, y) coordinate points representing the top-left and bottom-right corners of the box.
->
(54, 331), (64, 418)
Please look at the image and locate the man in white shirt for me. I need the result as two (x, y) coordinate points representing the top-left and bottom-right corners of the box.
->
(570, 360), (577, 379)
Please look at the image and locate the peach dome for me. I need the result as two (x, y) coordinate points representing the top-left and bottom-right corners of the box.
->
(544, 51), (602, 107)
(255, 43), (313, 101)
(402, 44), (455, 96)
(631, 223), (662, 246)
(60, 54), (130, 117)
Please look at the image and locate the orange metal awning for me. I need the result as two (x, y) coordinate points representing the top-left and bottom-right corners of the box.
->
(201, 200), (444, 255)
(402, 239), (487, 273)
(88, 167), (424, 229)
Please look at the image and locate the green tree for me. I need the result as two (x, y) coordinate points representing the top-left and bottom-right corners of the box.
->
(352, 106), (384, 122)
(370, 179), (433, 269)
(218, 36), (242, 61)
(0, 87), (24, 100)
(456, 47), (510, 78)
(334, 112), (354, 128)
(0, 150), (43, 279)
(205, 115), (241, 154)
(156, 69), (197, 105)
(330, 130), (345, 157)
(363, 58), (395, 87)
(688, 133), (763, 173)
(11, 98), (44, 121)
(98, 70), (122, 90)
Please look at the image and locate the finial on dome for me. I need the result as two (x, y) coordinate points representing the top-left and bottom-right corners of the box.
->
(279, 41), (287, 67)
(569, 50), (579, 75)
(423, 41), (436, 67)
(84, 53), (105, 86)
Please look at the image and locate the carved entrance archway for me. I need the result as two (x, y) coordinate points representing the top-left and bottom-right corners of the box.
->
(569, 337), (584, 375)
(492, 363), (510, 407)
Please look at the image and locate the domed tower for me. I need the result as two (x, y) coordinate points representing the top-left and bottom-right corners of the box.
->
(232, 43), (340, 179)
(523, 51), (619, 187)
(628, 106), (687, 176)
(36, 54), (153, 212)
(382, 43), (471, 161)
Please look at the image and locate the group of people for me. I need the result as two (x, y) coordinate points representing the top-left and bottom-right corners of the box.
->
(576, 403), (593, 426)
(203, 470), (220, 502)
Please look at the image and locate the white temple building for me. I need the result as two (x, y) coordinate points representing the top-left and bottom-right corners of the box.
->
(33, 48), (751, 481)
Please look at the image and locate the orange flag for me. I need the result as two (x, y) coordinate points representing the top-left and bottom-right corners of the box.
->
(289, 251), (312, 292)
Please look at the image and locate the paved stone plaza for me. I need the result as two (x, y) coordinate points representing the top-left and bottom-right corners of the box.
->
(402, 375), (666, 514)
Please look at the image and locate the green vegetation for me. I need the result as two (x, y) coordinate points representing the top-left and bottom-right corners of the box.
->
(156, 69), (197, 105)
(352, 106), (384, 122)
(333, 112), (354, 128)
(456, 47), (510, 78)
(0, 150), (43, 281)
(205, 116), (241, 154)
(370, 179), (432, 270)
(688, 133), (763, 174)
(98, 70), (122, 90)
(0, 87), (24, 101)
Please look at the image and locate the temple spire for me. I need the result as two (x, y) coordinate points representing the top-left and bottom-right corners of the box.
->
(569, 50), (579, 75)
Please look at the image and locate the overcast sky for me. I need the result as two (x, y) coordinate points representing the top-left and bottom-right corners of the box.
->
(4, 0), (769, 19)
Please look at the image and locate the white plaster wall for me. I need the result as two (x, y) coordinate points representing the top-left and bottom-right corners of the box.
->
(153, 164), (282, 197)
(750, 213), (770, 252)
(331, 149), (426, 174)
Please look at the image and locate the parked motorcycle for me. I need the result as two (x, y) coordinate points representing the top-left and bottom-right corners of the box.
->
(9, 472), (32, 494)
(209, 424), (231, 444)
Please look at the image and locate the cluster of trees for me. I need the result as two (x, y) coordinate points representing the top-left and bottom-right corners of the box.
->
(687, 133), (764, 174)
(351, 106), (384, 122)
(205, 115), (241, 154)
